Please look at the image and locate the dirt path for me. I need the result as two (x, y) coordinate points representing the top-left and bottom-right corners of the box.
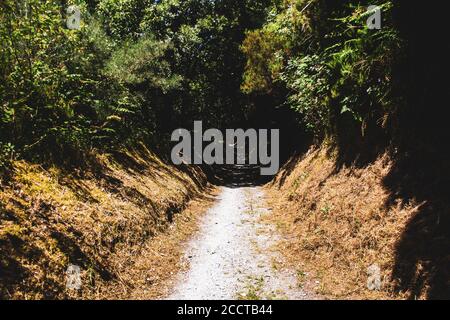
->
(166, 186), (315, 300)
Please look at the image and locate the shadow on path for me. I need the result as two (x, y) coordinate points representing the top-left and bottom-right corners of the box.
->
(207, 164), (272, 188)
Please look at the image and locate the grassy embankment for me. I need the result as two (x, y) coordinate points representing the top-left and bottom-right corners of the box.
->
(0, 145), (216, 299)
(266, 146), (449, 300)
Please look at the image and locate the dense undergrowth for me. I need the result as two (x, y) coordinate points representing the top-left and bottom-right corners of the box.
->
(0, 0), (271, 169)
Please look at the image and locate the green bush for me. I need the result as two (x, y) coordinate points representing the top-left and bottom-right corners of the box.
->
(242, 0), (402, 141)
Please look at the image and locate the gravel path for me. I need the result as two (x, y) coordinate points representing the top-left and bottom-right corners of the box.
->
(167, 186), (314, 300)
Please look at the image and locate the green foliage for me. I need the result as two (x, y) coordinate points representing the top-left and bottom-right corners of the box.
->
(0, 142), (15, 170)
(325, 1), (401, 129)
(0, 0), (273, 169)
(104, 37), (181, 91)
(0, 0), (149, 163)
(241, 27), (286, 94)
(1, 0), (404, 169)
(97, 0), (150, 40)
(281, 54), (332, 135)
(140, 0), (273, 129)
(242, 0), (402, 140)
(0, 0), (86, 158)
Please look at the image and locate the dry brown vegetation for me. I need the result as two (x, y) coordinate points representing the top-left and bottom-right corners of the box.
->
(0, 145), (216, 299)
(265, 146), (447, 300)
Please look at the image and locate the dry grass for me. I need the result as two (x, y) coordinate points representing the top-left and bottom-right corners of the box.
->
(102, 187), (219, 300)
(0, 145), (216, 299)
(265, 146), (425, 299)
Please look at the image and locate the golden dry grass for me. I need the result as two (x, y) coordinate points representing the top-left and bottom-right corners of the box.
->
(265, 146), (424, 299)
(0, 145), (216, 299)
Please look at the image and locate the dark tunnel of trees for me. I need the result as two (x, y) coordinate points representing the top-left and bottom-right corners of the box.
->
(1, 0), (449, 298)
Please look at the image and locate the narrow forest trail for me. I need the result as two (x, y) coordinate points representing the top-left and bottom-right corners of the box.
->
(166, 185), (315, 300)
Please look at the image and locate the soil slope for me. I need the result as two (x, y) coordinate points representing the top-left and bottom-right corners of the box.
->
(0, 145), (210, 299)
(266, 146), (449, 300)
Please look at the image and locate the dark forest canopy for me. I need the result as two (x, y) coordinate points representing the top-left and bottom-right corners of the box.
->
(1, 0), (449, 168)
